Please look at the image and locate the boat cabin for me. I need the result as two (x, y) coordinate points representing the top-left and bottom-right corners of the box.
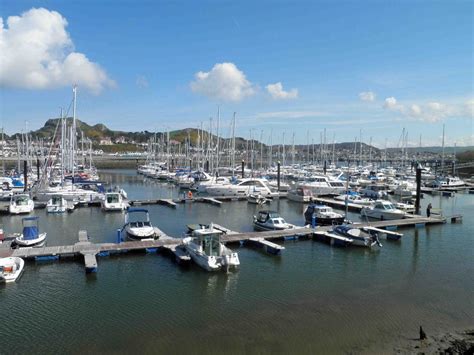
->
(191, 228), (224, 257)
(22, 217), (40, 241)
(373, 201), (396, 210)
(106, 193), (121, 204)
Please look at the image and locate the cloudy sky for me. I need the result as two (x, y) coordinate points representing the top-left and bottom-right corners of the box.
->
(1, 1), (472, 147)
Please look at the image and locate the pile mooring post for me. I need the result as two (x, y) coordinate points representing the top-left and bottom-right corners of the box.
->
(36, 158), (40, 180)
(415, 165), (422, 215)
(241, 160), (245, 178)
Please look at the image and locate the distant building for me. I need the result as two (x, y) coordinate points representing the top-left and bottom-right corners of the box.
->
(99, 138), (113, 145)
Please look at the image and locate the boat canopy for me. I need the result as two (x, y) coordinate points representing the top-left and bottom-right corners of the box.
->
(23, 226), (39, 240)
(22, 216), (39, 221)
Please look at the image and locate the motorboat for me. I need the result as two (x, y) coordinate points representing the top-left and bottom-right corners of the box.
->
(46, 195), (69, 213)
(334, 193), (373, 206)
(182, 224), (240, 271)
(14, 217), (47, 248)
(0, 257), (25, 283)
(360, 184), (388, 199)
(287, 187), (313, 203)
(102, 192), (127, 211)
(429, 176), (465, 188)
(361, 200), (406, 220)
(205, 178), (277, 198)
(328, 225), (382, 248)
(304, 204), (345, 226)
(9, 194), (34, 214)
(124, 208), (155, 240)
(253, 210), (295, 231)
(297, 176), (346, 196)
(395, 202), (415, 213)
(393, 181), (416, 197)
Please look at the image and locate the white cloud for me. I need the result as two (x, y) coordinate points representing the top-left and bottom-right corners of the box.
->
(0, 8), (115, 94)
(409, 104), (422, 117)
(266, 82), (298, 100)
(359, 91), (376, 102)
(190, 62), (254, 101)
(383, 97), (398, 110)
(136, 75), (149, 89)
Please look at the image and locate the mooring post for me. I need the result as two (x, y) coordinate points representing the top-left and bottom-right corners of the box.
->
(415, 165), (422, 215)
(23, 160), (27, 192)
(277, 161), (281, 192)
(189, 158), (192, 171)
(241, 160), (245, 178)
(36, 158), (40, 180)
(117, 229), (122, 244)
(323, 160), (327, 175)
(205, 160), (209, 173)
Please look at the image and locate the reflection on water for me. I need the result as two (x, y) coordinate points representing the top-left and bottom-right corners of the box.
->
(0, 169), (473, 354)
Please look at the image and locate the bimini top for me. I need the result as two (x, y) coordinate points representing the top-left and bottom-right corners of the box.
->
(126, 208), (149, 214)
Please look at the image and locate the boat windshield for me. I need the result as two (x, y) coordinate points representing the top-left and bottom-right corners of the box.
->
(107, 194), (120, 203)
(16, 196), (29, 205)
(201, 233), (221, 256)
(384, 203), (395, 210)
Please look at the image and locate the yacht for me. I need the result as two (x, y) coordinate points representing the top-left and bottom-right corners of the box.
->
(102, 192), (127, 211)
(304, 204), (345, 226)
(14, 217), (47, 248)
(206, 178), (276, 197)
(361, 200), (406, 220)
(430, 176), (465, 188)
(46, 195), (69, 213)
(9, 194), (34, 214)
(182, 225), (240, 271)
(393, 181), (416, 197)
(124, 208), (155, 240)
(253, 210), (295, 231)
(0, 257), (25, 283)
(296, 176), (345, 196)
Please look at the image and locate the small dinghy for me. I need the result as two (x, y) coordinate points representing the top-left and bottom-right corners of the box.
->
(253, 210), (295, 231)
(0, 257), (25, 283)
(183, 224), (240, 271)
(124, 208), (155, 241)
(14, 217), (47, 248)
(247, 193), (270, 205)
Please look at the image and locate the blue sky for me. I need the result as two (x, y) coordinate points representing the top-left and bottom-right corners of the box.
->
(1, 0), (472, 147)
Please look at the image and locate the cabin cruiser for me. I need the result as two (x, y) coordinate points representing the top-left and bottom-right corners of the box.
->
(287, 187), (313, 203)
(182, 225), (240, 271)
(253, 210), (295, 231)
(14, 217), (47, 248)
(46, 195), (69, 213)
(9, 194), (34, 214)
(393, 181), (416, 197)
(328, 225), (382, 248)
(304, 204), (345, 226)
(429, 176), (465, 188)
(297, 176), (345, 196)
(360, 184), (388, 199)
(0, 257), (25, 283)
(361, 200), (406, 220)
(206, 178), (277, 198)
(124, 208), (155, 240)
(102, 192), (127, 211)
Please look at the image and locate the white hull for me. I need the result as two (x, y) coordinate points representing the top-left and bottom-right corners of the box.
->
(184, 245), (221, 271)
(0, 257), (25, 283)
(15, 232), (47, 247)
(361, 210), (405, 220)
(9, 204), (34, 214)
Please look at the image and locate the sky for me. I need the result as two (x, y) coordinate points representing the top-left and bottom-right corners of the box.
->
(0, 0), (473, 147)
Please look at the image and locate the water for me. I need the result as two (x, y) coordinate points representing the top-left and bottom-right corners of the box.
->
(1, 169), (473, 353)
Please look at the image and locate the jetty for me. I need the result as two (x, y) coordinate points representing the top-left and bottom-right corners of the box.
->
(0, 214), (453, 275)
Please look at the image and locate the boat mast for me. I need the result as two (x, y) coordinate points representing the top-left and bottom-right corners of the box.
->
(441, 124), (445, 175)
(216, 106), (220, 172)
(231, 112), (236, 177)
(72, 85), (77, 187)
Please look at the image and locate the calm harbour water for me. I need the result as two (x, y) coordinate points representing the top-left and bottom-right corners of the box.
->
(1, 169), (473, 354)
